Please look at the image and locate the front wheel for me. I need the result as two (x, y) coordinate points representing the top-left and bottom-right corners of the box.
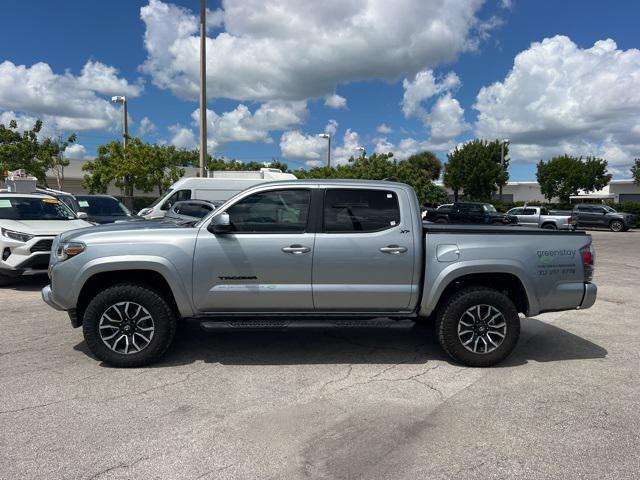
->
(82, 283), (177, 367)
(436, 287), (520, 367)
(610, 220), (624, 232)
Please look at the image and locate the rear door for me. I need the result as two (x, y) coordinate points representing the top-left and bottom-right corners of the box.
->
(577, 205), (599, 226)
(312, 187), (416, 311)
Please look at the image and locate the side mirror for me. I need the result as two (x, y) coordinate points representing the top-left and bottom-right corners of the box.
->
(77, 212), (88, 220)
(207, 212), (232, 234)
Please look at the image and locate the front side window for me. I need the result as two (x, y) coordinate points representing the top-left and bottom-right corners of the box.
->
(162, 189), (191, 210)
(226, 189), (310, 233)
(522, 208), (537, 215)
(324, 189), (400, 233)
(508, 208), (523, 215)
(482, 204), (497, 213)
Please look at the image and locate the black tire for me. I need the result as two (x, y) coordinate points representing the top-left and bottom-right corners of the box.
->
(541, 223), (557, 230)
(609, 220), (624, 232)
(436, 287), (520, 367)
(82, 283), (177, 367)
(0, 274), (12, 287)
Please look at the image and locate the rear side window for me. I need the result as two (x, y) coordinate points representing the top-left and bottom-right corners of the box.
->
(324, 189), (400, 233)
(522, 208), (537, 215)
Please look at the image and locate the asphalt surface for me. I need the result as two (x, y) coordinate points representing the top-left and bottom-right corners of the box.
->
(1, 230), (638, 479)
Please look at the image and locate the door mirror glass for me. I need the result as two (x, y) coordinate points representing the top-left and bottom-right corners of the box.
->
(207, 212), (232, 234)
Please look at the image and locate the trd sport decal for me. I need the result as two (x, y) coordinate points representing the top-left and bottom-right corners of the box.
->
(218, 276), (258, 280)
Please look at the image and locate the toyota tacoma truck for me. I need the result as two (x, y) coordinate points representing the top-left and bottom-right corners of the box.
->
(42, 180), (597, 368)
(506, 206), (576, 230)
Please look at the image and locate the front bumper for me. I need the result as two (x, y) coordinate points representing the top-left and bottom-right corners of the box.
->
(41, 284), (66, 311)
(579, 282), (597, 310)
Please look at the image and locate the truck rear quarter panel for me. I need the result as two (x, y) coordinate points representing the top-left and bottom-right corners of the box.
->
(420, 228), (593, 317)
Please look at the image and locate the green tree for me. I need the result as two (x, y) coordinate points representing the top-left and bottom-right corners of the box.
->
(443, 139), (508, 201)
(536, 155), (611, 202)
(0, 118), (77, 185)
(82, 138), (185, 207)
(630, 158), (640, 185)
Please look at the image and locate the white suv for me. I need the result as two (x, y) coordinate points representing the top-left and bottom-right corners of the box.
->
(0, 193), (93, 285)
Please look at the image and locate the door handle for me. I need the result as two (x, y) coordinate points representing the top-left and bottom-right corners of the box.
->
(282, 244), (311, 254)
(379, 245), (408, 254)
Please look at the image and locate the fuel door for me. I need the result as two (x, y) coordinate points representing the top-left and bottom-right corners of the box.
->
(437, 244), (460, 262)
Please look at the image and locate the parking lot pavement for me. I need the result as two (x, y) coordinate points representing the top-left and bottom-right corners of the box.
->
(1, 230), (639, 480)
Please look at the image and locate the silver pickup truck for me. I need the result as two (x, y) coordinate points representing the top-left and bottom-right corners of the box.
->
(42, 180), (597, 368)
(506, 206), (577, 230)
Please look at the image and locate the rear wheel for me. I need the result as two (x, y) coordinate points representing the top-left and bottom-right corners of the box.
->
(541, 223), (557, 230)
(82, 283), (177, 367)
(610, 220), (624, 232)
(436, 287), (520, 367)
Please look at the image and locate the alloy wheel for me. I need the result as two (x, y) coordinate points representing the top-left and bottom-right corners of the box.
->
(98, 302), (155, 355)
(457, 304), (507, 354)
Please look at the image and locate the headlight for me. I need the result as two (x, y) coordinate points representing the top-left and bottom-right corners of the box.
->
(1, 228), (33, 243)
(55, 242), (86, 262)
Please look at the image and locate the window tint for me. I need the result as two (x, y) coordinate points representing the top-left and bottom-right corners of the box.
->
(0, 197), (76, 220)
(324, 189), (400, 233)
(522, 208), (537, 215)
(162, 189), (191, 210)
(577, 206), (591, 212)
(174, 202), (212, 218)
(509, 208), (523, 215)
(227, 189), (310, 233)
(76, 196), (128, 216)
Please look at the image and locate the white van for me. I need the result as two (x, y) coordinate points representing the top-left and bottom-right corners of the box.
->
(137, 168), (297, 219)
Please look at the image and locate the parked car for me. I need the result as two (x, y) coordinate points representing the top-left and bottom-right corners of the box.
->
(506, 206), (576, 230)
(75, 195), (143, 224)
(162, 199), (222, 224)
(425, 202), (518, 225)
(1, 193), (93, 285)
(551, 204), (636, 232)
(137, 168), (297, 220)
(42, 180), (596, 368)
(422, 203), (452, 220)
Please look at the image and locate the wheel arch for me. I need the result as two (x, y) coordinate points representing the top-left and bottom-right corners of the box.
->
(74, 258), (194, 326)
(420, 263), (537, 318)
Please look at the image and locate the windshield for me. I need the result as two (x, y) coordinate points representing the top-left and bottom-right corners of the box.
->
(0, 196), (77, 220)
(147, 189), (173, 208)
(76, 196), (130, 216)
(483, 204), (497, 212)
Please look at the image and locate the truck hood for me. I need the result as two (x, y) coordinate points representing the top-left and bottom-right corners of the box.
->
(58, 219), (187, 242)
(0, 219), (93, 236)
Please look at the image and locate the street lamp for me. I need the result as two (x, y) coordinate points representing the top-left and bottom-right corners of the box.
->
(199, 0), (208, 178)
(111, 95), (128, 148)
(318, 133), (331, 168)
(499, 138), (510, 201)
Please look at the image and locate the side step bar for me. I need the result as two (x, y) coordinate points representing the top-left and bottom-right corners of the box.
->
(199, 318), (415, 331)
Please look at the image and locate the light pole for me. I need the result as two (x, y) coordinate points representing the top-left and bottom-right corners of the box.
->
(318, 133), (331, 167)
(499, 138), (509, 201)
(111, 96), (127, 148)
(199, 0), (208, 178)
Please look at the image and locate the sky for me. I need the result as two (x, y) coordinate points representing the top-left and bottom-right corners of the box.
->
(0, 0), (639, 180)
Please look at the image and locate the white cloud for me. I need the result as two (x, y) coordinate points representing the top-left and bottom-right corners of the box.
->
(0, 60), (141, 132)
(500, 0), (513, 9)
(325, 119), (338, 136)
(402, 70), (461, 119)
(401, 69), (467, 142)
(324, 94), (347, 109)
(140, 0), (488, 102)
(137, 116), (157, 136)
(374, 136), (454, 160)
(64, 143), (89, 160)
(428, 93), (467, 141)
(280, 131), (327, 164)
(376, 123), (393, 134)
(170, 100), (308, 150)
(332, 129), (362, 165)
(169, 124), (197, 150)
(474, 35), (640, 168)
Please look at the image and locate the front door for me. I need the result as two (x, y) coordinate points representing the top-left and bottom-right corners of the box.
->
(312, 188), (416, 311)
(193, 188), (314, 312)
